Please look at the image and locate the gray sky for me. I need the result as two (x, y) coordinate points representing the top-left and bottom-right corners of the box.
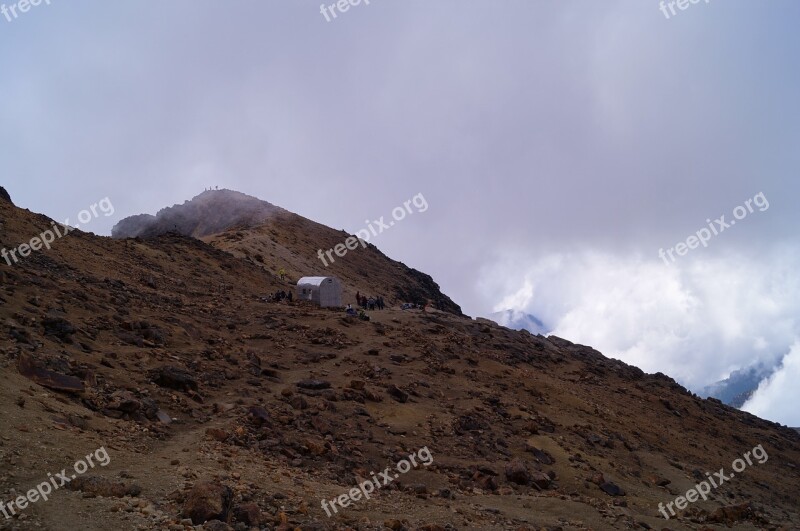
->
(2, 0), (800, 425)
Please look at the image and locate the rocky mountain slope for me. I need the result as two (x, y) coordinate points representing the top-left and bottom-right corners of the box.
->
(1, 193), (799, 530)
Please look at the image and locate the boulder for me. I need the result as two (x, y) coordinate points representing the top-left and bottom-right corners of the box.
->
(150, 366), (198, 392)
(599, 481), (626, 496)
(183, 481), (233, 525)
(387, 385), (409, 403)
(505, 459), (531, 485)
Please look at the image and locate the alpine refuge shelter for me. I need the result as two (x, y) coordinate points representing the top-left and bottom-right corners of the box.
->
(296, 276), (343, 308)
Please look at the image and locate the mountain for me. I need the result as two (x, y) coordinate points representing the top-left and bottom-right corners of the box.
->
(111, 189), (285, 239)
(112, 189), (462, 315)
(1, 192), (799, 529)
(701, 362), (777, 408)
(489, 309), (549, 335)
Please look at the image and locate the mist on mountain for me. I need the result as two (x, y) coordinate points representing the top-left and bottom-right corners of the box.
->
(111, 189), (282, 240)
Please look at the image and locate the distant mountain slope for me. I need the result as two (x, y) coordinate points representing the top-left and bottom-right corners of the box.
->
(112, 189), (463, 315)
(489, 309), (549, 335)
(701, 362), (776, 408)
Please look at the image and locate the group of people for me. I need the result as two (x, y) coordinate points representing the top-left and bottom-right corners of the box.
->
(266, 290), (292, 303)
(356, 292), (385, 310)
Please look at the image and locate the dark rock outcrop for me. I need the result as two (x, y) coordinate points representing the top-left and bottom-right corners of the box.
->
(0, 186), (11, 204)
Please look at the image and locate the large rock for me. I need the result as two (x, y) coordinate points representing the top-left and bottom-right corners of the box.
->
(150, 366), (198, 392)
(0, 186), (11, 204)
(42, 317), (77, 342)
(387, 384), (409, 403)
(296, 379), (331, 390)
(530, 472), (552, 490)
(599, 481), (626, 496)
(505, 459), (531, 485)
(234, 503), (263, 526)
(183, 481), (233, 525)
(247, 406), (271, 426)
(17, 354), (84, 394)
(708, 502), (754, 525)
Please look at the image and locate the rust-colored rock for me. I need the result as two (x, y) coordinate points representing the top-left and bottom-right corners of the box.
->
(17, 354), (84, 393)
(182, 480), (233, 525)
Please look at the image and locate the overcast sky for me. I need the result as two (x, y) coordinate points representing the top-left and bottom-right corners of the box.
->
(2, 0), (799, 425)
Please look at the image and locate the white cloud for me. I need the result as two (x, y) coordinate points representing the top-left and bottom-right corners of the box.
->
(478, 246), (800, 403)
(742, 341), (800, 427)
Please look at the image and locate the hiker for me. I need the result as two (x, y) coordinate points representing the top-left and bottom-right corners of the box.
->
(287, 291), (293, 302)
(278, 268), (286, 281)
(356, 291), (361, 306)
(378, 296), (384, 310)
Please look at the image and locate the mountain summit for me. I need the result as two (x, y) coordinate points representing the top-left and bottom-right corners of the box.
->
(112, 189), (463, 315)
(112, 189), (284, 239)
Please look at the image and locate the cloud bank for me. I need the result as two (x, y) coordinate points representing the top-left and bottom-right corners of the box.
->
(480, 246), (800, 426)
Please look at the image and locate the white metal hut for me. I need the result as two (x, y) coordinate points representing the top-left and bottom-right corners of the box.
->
(296, 276), (343, 307)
